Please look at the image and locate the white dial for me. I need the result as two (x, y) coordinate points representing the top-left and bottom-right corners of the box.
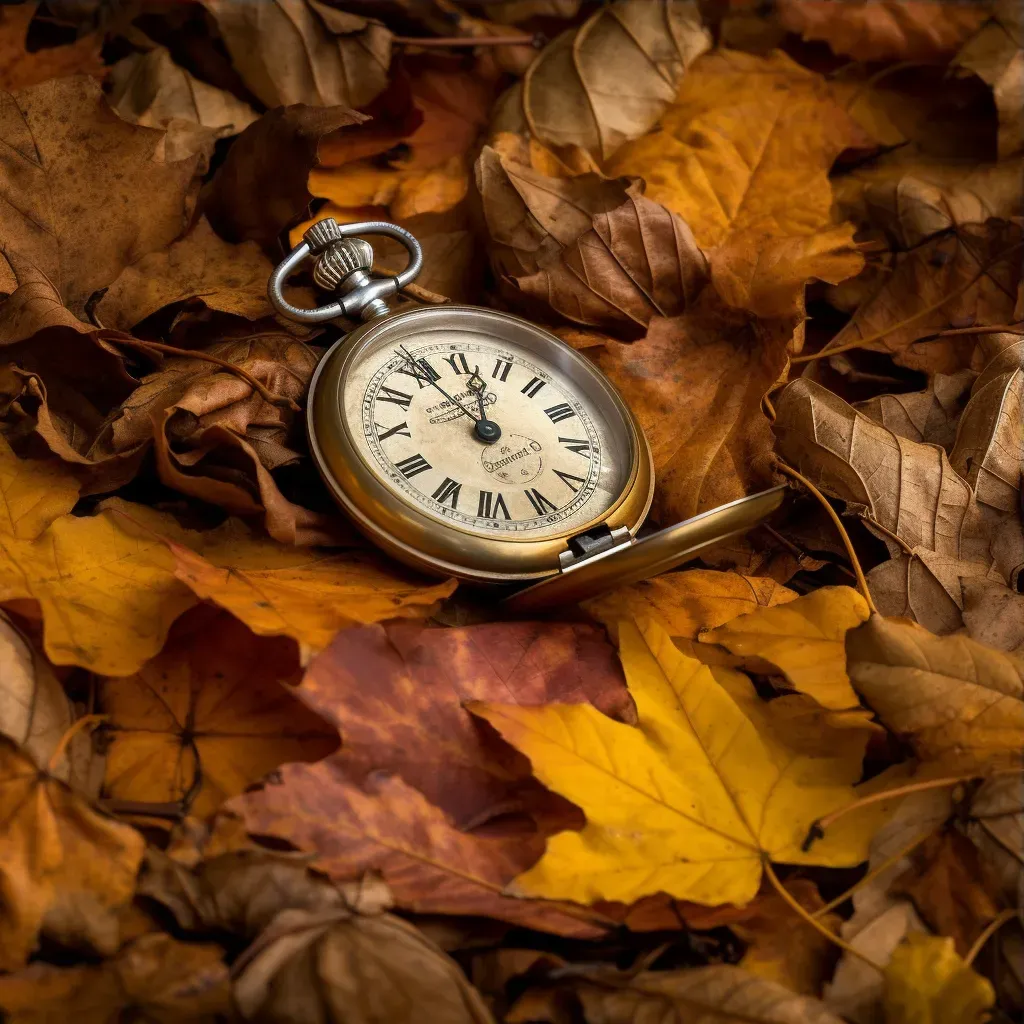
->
(341, 330), (631, 540)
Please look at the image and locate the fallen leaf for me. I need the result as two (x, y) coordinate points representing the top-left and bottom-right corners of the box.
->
(0, 933), (230, 1023)
(289, 619), (630, 829)
(311, 58), (496, 220)
(0, 2), (103, 92)
(0, 76), (197, 322)
(891, 830), (1003, 956)
(94, 218), (279, 331)
(855, 369), (977, 451)
(961, 579), (1024, 652)
(200, 103), (366, 246)
(846, 614), (1024, 771)
(584, 568), (798, 640)
(100, 606), (338, 817)
(108, 45), (257, 167)
(473, 618), (899, 907)
(234, 769), (609, 937)
(955, 2), (1024, 158)
(700, 586), (871, 710)
(201, 0), (391, 109)
(883, 933), (995, 1024)
(590, 300), (786, 523)
(476, 146), (709, 336)
(234, 907), (495, 1024)
(963, 773), (1023, 906)
(776, 0), (988, 61)
(166, 523), (455, 653)
(493, 0), (709, 161)
(0, 735), (144, 969)
(509, 964), (846, 1024)
(812, 223), (1023, 375)
(606, 49), (864, 318)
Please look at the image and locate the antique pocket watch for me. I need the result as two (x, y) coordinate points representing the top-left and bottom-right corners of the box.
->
(268, 218), (785, 611)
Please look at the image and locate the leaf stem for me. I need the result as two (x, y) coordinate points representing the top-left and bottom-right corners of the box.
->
(790, 243), (1023, 365)
(965, 908), (1020, 965)
(772, 458), (878, 614)
(763, 859), (884, 971)
(805, 769), (1024, 850)
(48, 714), (107, 774)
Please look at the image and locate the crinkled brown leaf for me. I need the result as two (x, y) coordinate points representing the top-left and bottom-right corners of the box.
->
(591, 296), (787, 523)
(476, 145), (709, 336)
(234, 907), (495, 1024)
(776, 0), (988, 61)
(200, 103), (366, 246)
(100, 606), (338, 818)
(846, 614), (1024, 771)
(0, 735), (144, 969)
(289, 619), (630, 830)
(964, 773), (1023, 906)
(955, 1), (1024, 158)
(201, 0), (391, 110)
(0, 2), (103, 92)
(0, 76), (197, 323)
(493, 0), (709, 161)
(509, 964), (846, 1024)
(962, 579), (1024, 652)
(0, 934), (230, 1023)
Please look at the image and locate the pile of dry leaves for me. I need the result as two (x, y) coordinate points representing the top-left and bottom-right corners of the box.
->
(0, 0), (1021, 1020)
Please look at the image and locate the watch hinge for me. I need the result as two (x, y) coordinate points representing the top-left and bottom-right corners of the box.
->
(559, 524), (633, 572)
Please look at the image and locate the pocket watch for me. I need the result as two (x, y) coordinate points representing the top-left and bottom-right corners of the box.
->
(268, 218), (785, 611)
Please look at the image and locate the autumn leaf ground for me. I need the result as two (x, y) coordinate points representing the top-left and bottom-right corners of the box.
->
(0, 2), (1021, 1023)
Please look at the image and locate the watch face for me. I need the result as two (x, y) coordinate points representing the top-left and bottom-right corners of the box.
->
(338, 321), (635, 540)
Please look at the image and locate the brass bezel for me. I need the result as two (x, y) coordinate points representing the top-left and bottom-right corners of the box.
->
(306, 305), (654, 583)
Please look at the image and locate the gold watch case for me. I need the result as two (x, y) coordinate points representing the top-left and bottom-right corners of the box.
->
(306, 304), (655, 584)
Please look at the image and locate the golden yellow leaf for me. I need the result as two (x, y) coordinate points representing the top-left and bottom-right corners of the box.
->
(471, 618), (898, 907)
(0, 735), (144, 970)
(100, 607), (338, 817)
(167, 522), (456, 653)
(701, 586), (871, 710)
(606, 49), (864, 317)
(584, 569), (797, 640)
(847, 615), (1024, 770)
(883, 934), (994, 1024)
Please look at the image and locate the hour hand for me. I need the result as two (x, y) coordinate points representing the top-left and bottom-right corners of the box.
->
(467, 365), (501, 444)
(394, 346), (482, 426)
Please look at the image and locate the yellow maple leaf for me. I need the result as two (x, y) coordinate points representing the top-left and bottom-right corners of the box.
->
(606, 49), (864, 318)
(471, 618), (899, 907)
(700, 586), (871, 710)
(883, 934), (994, 1024)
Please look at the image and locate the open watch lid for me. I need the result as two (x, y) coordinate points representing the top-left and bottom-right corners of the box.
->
(503, 485), (788, 612)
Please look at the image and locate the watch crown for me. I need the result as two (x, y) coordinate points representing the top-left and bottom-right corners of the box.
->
(303, 217), (345, 254)
(312, 237), (375, 293)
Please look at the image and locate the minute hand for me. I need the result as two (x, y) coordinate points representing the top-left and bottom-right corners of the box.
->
(397, 346), (480, 422)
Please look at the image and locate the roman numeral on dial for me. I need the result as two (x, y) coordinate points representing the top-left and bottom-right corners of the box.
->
(395, 357), (439, 387)
(554, 469), (587, 492)
(477, 490), (511, 520)
(375, 421), (411, 441)
(521, 377), (546, 398)
(395, 453), (431, 479)
(524, 488), (558, 515)
(445, 352), (471, 374)
(544, 403), (576, 424)
(558, 436), (592, 458)
(377, 385), (413, 411)
(431, 477), (462, 509)
(491, 358), (512, 382)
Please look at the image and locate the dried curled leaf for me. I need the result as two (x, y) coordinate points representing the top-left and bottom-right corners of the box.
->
(494, 0), (710, 161)
(846, 615), (1024, 771)
(0, 934), (230, 1023)
(0, 735), (145, 970)
(0, 76), (196, 325)
(100, 607), (338, 817)
(0, 2), (103, 92)
(476, 145), (708, 336)
(200, 0), (391, 110)
(474, 618), (897, 908)
(776, 0), (988, 61)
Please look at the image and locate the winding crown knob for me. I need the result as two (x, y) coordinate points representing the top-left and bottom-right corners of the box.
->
(312, 237), (374, 292)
